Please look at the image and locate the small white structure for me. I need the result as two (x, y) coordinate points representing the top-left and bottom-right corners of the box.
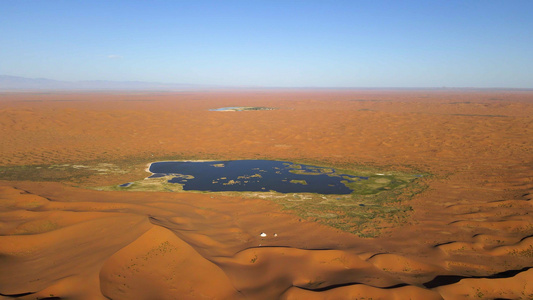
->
(260, 232), (267, 237)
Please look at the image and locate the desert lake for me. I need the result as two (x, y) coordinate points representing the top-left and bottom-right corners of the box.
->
(147, 160), (367, 194)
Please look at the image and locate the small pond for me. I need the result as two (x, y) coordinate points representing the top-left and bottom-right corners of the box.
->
(148, 160), (367, 194)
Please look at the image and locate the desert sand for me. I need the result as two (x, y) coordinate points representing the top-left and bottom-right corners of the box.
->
(0, 89), (532, 299)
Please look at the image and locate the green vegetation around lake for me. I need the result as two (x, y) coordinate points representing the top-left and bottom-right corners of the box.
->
(0, 156), (428, 237)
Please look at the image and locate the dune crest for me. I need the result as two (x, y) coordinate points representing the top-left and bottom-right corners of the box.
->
(99, 225), (242, 300)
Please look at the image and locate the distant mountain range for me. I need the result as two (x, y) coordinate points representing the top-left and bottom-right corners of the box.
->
(2, 75), (530, 91)
(0, 75), (212, 91)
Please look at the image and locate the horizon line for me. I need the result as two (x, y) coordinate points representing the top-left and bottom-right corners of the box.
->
(1, 75), (532, 91)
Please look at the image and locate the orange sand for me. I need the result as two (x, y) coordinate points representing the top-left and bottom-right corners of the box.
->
(0, 90), (532, 299)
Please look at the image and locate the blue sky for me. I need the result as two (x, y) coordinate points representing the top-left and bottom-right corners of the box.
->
(1, 0), (532, 88)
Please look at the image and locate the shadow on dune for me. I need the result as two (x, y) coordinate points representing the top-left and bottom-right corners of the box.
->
(423, 266), (532, 288)
(0, 291), (34, 298)
(296, 282), (409, 292)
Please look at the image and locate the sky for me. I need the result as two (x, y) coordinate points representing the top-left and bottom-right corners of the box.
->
(1, 0), (532, 88)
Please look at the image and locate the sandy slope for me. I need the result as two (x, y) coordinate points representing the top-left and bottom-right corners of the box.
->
(0, 90), (532, 299)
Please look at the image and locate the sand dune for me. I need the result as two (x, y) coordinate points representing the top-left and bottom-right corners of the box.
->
(1, 90), (532, 299)
(435, 268), (533, 299)
(281, 284), (443, 300)
(100, 226), (241, 300)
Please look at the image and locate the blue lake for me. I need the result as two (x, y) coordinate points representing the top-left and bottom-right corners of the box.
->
(148, 160), (367, 194)
(209, 107), (241, 111)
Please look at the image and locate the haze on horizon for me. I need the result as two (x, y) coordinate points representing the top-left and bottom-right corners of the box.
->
(1, 0), (532, 89)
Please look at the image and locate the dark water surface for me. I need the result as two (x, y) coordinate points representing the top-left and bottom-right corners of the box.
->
(149, 160), (367, 194)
